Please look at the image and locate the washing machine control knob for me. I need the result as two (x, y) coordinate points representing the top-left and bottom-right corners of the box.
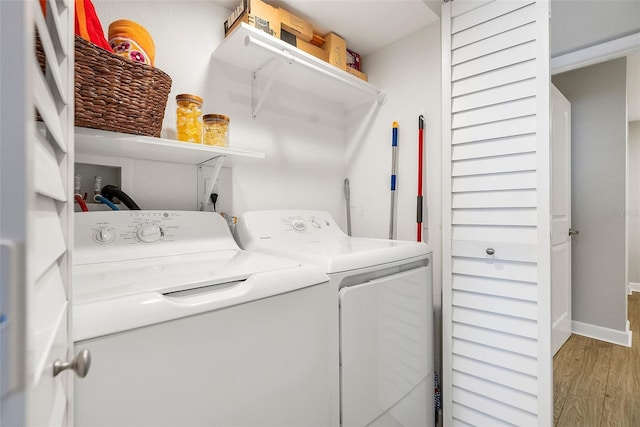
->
(135, 223), (164, 243)
(311, 219), (321, 229)
(291, 218), (307, 232)
(93, 228), (115, 244)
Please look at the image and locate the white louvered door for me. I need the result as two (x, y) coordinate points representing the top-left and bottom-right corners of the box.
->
(0, 0), (76, 425)
(442, 1), (551, 425)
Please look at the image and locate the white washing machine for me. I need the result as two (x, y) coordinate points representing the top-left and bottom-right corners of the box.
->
(73, 210), (339, 426)
(235, 210), (434, 427)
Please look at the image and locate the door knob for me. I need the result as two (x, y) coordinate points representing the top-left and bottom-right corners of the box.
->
(569, 228), (579, 237)
(53, 348), (91, 378)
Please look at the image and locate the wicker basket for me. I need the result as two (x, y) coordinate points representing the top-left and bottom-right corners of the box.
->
(38, 35), (172, 138)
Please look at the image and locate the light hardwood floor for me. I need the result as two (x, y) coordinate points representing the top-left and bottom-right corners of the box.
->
(554, 292), (640, 426)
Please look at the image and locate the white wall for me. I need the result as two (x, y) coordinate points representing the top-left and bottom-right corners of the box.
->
(91, 1), (442, 245)
(629, 121), (640, 286)
(92, 0), (346, 218)
(91, 0), (443, 370)
(550, 0), (640, 57)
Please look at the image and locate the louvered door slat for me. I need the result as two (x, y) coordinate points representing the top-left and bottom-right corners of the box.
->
(34, 10), (66, 105)
(452, 340), (537, 376)
(33, 65), (66, 152)
(452, 41), (536, 81)
(452, 403), (513, 427)
(451, 134), (536, 160)
(452, 189), (537, 209)
(452, 370), (537, 413)
(452, 97), (536, 129)
(452, 3), (536, 49)
(453, 170), (536, 192)
(452, 224), (536, 242)
(35, 133), (67, 201)
(452, 116), (536, 144)
(453, 306), (537, 338)
(452, 1), (533, 33)
(452, 60), (536, 97)
(452, 290), (537, 319)
(452, 208), (537, 226)
(452, 258), (537, 283)
(452, 387), (537, 425)
(452, 152), (536, 176)
(452, 271), (537, 300)
(452, 22), (536, 65)
(453, 322), (537, 357)
(33, 198), (67, 281)
(452, 78), (536, 113)
(38, 0), (68, 56)
(453, 355), (537, 394)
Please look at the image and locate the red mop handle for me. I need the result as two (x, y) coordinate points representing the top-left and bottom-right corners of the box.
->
(417, 115), (424, 242)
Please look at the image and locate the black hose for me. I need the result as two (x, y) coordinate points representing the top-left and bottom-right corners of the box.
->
(101, 185), (141, 210)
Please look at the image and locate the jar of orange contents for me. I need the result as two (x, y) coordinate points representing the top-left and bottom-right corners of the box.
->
(176, 94), (203, 143)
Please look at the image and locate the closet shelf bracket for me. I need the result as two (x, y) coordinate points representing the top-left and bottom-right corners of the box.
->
(252, 56), (286, 119)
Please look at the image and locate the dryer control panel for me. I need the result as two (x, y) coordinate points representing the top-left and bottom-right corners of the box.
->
(235, 210), (347, 244)
(74, 211), (238, 265)
(283, 214), (334, 234)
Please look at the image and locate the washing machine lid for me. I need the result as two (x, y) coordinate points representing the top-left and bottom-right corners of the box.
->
(73, 248), (311, 305)
(235, 210), (431, 273)
(73, 211), (329, 341)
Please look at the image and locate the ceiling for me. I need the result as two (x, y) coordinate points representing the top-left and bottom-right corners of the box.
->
(214, 0), (440, 56)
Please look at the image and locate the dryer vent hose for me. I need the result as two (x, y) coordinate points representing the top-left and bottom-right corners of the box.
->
(101, 185), (141, 210)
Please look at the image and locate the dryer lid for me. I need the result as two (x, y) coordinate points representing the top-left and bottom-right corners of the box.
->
(235, 210), (431, 273)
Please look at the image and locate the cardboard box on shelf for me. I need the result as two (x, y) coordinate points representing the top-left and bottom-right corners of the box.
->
(297, 38), (329, 62)
(322, 32), (347, 71)
(346, 67), (368, 82)
(224, 0), (280, 39)
(278, 7), (313, 42)
(280, 29), (329, 62)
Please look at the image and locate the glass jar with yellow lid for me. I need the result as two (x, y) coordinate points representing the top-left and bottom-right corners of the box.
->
(203, 114), (230, 147)
(176, 94), (203, 143)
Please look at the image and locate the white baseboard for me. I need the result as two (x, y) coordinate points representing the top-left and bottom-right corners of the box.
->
(572, 320), (632, 347)
(629, 282), (640, 293)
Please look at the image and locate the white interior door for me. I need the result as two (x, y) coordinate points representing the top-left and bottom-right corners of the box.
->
(1, 1), (76, 425)
(441, 1), (552, 425)
(551, 84), (572, 355)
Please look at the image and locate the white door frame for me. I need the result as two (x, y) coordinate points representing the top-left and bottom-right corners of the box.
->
(551, 32), (640, 75)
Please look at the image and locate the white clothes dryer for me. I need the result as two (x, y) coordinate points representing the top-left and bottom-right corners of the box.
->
(73, 210), (339, 426)
(235, 210), (434, 427)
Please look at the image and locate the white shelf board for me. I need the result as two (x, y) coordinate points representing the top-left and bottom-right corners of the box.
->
(212, 23), (386, 108)
(74, 127), (265, 166)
